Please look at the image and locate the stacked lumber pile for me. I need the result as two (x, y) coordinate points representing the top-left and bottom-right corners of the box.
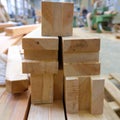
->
(63, 29), (104, 114)
(22, 28), (59, 104)
(22, 1), (73, 105)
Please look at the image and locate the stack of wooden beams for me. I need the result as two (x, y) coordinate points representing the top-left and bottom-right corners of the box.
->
(22, 28), (59, 104)
(21, 1), (73, 105)
(63, 29), (105, 114)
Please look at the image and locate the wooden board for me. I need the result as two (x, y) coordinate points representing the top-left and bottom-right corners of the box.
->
(65, 77), (79, 113)
(5, 24), (39, 37)
(54, 69), (63, 100)
(79, 77), (90, 111)
(0, 22), (16, 32)
(62, 37), (100, 53)
(30, 74), (54, 104)
(90, 76), (104, 114)
(22, 59), (58, 74)
(24, 49), (58, 61)
(63, 52), (99, 63)
(67, 100), (120, 120)
(22, 27), (58, 50)
(0, 35), (23, 54)
(64, 63), (100, 77)
(42, 1), (73, 36)
(105, 78), (120, 106)
(110, 73), (120, 84)
(28, 100), (65, 120)
(0, 89), (30, 120)
(6, 46), (29, 93)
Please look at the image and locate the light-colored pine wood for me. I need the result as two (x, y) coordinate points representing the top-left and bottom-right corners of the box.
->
(30, 74), (54, 104)
(62, 37), (100, 53)
(24, 49), (58, 61)
(28, 100), (65, 120)
(79, 76), (90, 111)
(63, 52), (99, 63)
(22, 27), (58, 50)
(54, 69), (63, 100)
(0, 89), (30, 120)
(105, 78), (120, 106)
(42, 1), (73, 36)
(22, 59), (58, 74)
(65, 77), (79, 113)
(108, 101), (120, 111)
(67, 100), (120, 120)
(64, 63), (100, 77)
(5, 24), (39, 37)
(90, 76), (104, 114)
(0, 22), (15, 32)
(0, 35), (23, 54)
(6, 46), (29, 93)
(110, 73), (120, 84)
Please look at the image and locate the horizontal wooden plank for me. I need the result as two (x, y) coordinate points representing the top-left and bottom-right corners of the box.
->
(28, 100), (65, 120)
(6, 46), (29, 93)
(0, 90), (30, 120)
(22, 28), (58, 50)
(5, 24), (39, 37)
(62, 37), (100, 53)
(64, 63), (100, 77)
(63, 52), (99, 63)
(67, 100), (120, 120)
(24, 49), (58, 61)
(22, 59), (58, 74)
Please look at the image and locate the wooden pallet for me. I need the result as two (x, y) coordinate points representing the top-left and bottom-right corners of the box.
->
(0, 74), (120, 119)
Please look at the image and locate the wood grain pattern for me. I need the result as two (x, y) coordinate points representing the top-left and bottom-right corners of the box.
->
(90, 76), (104, 114)
(0, 89), (30, 120)
(5, 24), (39, 37)
(22, 59), (58, 74)
(62, 37), (100, 53)
(24, 49), (58, 61)
(6, 46), (29, 93)
(28, 100), (65, 120)
(54, 69), (63, 100)
(63, 52), (99, 63)
(64, 63), (100, 77)
(42, 1), (73, 36)
(79, 77), (90, 111)
(22, 27), (58, 50)
(65, 77), (79, 113)
(30, 74), (54, 104)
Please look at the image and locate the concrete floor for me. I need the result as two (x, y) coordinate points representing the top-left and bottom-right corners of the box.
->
(80, 28), (120, 75)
